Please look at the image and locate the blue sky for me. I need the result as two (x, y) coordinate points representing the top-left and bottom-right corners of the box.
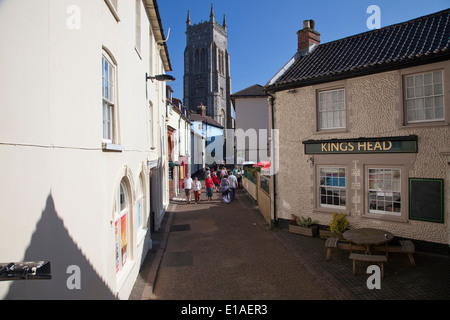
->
(157, 0), (449, 100)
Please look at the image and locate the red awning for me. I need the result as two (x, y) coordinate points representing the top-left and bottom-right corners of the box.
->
(253, 161), (270, 168)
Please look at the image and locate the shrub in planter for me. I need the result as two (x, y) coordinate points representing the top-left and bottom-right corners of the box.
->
(319, 213), (349, 239)
(289, 215), (319, 237)
(329, 212), (349, 239)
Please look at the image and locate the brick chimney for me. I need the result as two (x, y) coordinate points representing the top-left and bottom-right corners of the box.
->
(197, 103), (206, 116)
(297, 20), (320, 55)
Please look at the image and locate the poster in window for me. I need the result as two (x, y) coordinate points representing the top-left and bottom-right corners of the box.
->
(121, 215), (127, 265)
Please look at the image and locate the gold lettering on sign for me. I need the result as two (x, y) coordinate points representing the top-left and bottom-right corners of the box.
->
(314, 140), (395, 153)
(348, 142), (355, 152)
(383, 141), (392, 151)
(374, 141), (382, 151)
(358, 142), (366, 151)
(331, 143), (339, 152)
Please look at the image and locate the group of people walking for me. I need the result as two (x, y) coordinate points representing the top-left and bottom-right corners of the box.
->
(183, 165), (243, 204)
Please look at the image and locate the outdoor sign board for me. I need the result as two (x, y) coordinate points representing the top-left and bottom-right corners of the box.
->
(303, 135), (418, 155)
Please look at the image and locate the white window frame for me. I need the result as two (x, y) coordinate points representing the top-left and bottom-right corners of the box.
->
(367, 168), (402, 217)
(102, 54), (116, 144)
(404, 70), (444, 123)
(318, 88), (346, 130)
(318, 166), (347, 210)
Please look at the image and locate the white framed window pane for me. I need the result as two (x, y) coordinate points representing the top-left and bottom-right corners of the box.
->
(368, 168), (401, 216)
(433, 71), (443, 83)
(405, 70), (444, 123)
(319, 89), (345, 129)
(319, 167), (346, 208)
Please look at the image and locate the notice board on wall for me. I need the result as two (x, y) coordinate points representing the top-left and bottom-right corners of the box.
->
(409, 178), (444, 223)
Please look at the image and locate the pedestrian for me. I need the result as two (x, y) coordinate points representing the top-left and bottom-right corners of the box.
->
(212, 171), (220, 193)
(236, 167), (243, 189)
(220, 166), (227, 181)
(221, 174), (230, 204)
(183, 174), (193, 204)
(205, 174), (214, 201)
(228, 171), (237, 201)
(193, 177), (202, 204)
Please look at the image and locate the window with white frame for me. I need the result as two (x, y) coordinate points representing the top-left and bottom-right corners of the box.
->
(319, 167), (346, 209)
(405, 70), (444, 123)
(114, 179), (130, 273)
(368, 168), (401, 216)
(102, 54), (115, 143)
(318, 89), (346, 130)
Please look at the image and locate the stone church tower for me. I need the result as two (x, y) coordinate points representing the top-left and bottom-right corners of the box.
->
(184, 5), (232, 129)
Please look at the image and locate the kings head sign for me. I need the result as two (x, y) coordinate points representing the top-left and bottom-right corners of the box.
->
(303, 135), (418, 155)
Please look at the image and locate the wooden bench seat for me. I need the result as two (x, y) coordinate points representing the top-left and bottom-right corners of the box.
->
(325, 237), (365, 260)
(349, 253), (387, 277)
(373, 240), (416, 266)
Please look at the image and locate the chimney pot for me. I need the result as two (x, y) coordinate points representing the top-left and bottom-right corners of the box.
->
(298, 19), (320, 54)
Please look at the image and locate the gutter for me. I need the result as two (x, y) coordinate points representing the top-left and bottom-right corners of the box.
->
(266, 91), (278, 226)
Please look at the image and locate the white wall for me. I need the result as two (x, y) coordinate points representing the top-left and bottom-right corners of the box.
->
(0, 0), (169, 299)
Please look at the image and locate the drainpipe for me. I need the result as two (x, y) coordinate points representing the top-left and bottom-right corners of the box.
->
(267, 92), (278, 227)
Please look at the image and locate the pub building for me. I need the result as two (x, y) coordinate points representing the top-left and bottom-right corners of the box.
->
(265, 10), (450, 253)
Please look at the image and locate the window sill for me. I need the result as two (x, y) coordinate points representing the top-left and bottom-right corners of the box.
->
(313, 207), (349, 215)
(400, 121), (449, 130)
(315, 128), (348, 135)
(102, 142), (124, 152)
(361, 213), (409, 223)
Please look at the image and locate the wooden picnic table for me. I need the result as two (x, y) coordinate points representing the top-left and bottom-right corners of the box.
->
(343, 228), (394, 255)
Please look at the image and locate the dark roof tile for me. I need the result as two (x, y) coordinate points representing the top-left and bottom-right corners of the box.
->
(267, 8), (450, 91)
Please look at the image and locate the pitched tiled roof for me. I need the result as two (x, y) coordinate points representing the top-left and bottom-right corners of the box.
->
(189, 113), (224, 128)
(266, 8), (450, 91)
(231, 84), (267, 98)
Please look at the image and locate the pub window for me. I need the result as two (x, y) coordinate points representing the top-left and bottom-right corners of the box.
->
(318, 89), (346, 130)
(319, 167), (346, 209)
(405, 70), (444, 123)
(368, 168), (401, 216)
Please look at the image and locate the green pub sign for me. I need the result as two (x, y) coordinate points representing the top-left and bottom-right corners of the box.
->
(303, 135), (418, 155)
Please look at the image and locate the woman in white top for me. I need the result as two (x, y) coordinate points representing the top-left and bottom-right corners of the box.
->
(193, 177), (202, 204)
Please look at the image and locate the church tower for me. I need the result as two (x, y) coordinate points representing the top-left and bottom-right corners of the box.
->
(184, 5), (232, 129)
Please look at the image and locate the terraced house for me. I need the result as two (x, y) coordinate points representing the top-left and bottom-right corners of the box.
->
(0, 0), (172, 299)
(266, 9), (450, 252)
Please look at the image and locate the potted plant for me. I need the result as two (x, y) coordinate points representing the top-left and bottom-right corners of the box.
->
(330, 212), (349, 239)
(289, 215), (319, 237)
(319, 213), (349, 239)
